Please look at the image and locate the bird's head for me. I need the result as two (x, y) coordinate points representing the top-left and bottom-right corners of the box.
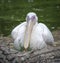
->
(26, 12), (38, 25)
(24, 12), (38, 51)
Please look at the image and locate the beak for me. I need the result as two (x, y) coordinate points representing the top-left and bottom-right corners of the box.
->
(24, 20), (34, 50)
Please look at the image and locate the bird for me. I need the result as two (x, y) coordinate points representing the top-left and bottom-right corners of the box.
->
(11, 12), (54, 51)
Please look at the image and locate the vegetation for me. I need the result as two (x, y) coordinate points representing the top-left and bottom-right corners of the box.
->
(0, 0), (60, 36)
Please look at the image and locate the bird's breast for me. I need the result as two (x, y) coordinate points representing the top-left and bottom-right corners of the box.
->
(29, 23), (47, 49)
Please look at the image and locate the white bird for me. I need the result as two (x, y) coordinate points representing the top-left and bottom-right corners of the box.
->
(11, 12), (54, 51)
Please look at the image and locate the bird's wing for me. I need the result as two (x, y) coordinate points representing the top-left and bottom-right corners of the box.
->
(11, 22), (26, 40)
(38, 23), (54, 45)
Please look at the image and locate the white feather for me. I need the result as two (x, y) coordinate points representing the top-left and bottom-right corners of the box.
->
(11, 22), (26, 40)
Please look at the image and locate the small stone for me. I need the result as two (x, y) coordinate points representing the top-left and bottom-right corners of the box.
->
(0, 54), (6, 60)
(0, 50), (2, 54)
(7, 54), (15, 61)
(10, 49), (18, 54)
(12, 58), (19, 63)
(21, 57), (25, 61)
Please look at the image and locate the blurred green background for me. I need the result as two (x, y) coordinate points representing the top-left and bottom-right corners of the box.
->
(0, 0), (60, 36)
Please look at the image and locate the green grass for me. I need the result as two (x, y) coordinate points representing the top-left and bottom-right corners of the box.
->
(0, 0), (60, 36)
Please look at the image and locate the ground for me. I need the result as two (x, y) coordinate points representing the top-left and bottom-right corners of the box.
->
(0, 30), (60, 63)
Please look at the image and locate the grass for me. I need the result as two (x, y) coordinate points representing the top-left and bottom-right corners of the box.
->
(0, 0), (60, 36)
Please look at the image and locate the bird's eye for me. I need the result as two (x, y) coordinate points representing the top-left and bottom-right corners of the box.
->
(32, 16), (35, 19)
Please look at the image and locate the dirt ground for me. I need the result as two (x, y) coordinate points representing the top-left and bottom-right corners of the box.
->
(52, 30), (60, 41)
(52, 30), (60, 46)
